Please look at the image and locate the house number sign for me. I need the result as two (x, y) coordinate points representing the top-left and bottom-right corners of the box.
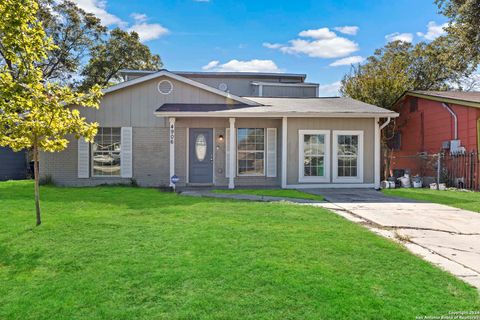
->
(169, 123), (175, 145)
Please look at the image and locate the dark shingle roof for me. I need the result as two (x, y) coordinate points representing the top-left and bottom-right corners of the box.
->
(156, 104), (250, 112)
(245, 97), (396, 115)
(156, 97), (398, 117)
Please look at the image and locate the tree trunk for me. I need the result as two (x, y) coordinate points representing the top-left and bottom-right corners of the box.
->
(33, 144), (41, 226)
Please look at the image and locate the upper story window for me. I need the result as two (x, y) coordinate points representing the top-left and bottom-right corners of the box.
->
(92, 128), (121, 177)
(237, 128), (265, 176)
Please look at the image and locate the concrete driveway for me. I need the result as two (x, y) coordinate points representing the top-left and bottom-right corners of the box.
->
(308, 189), (480, 289)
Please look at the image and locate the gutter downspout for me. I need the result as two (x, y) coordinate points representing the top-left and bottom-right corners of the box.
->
(442, 103), (458, 140)
(380, 117), (391, 130)
(375, 117), (391, 189)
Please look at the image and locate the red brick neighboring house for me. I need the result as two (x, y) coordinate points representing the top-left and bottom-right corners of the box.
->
(390, 91), (480, 179)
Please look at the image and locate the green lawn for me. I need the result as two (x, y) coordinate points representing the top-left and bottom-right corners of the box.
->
(212, 188), (324, 201)
(0, 181), (478, 319)
(383, 188), (480, 213)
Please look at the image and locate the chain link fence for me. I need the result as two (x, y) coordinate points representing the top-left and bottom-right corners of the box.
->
(390, 151), (480, 191)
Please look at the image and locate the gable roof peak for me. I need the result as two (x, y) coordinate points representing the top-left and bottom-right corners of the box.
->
(103, 69), (259, 106)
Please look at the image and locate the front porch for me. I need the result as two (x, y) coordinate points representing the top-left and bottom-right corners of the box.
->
(168, 117), (283, 189)
(165, 115), (382, 190)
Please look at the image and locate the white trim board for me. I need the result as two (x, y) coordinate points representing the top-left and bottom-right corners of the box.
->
(154, 111), (399, 118)
(103, 70), (259, 106)
(281, 117), (287, 188)
(286, 183), (375, 189)
(251, 82), (319, 88)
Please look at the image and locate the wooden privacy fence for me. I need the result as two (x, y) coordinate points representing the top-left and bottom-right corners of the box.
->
(442, 151), (480, 191)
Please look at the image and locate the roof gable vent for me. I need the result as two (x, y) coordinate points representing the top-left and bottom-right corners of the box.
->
(158, 80), (173, 95)
(218, 83), (228, 92)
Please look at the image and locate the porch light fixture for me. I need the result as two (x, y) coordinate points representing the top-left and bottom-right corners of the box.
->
(218, 135), (224, 143)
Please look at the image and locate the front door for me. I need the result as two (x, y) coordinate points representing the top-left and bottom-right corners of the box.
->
(189, 129), (213, 184)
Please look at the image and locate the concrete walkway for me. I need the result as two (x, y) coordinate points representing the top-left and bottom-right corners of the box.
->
(181, 190), (323, 204)
(181, 188), (480, 289)
(307, 189), (480, 289)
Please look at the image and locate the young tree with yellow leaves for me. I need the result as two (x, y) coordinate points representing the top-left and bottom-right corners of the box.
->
(0, 0), (102, 226)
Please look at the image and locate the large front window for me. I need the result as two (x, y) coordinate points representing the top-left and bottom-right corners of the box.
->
(92, 127), (121, 177)
(298, 130), (330, 182)
(237, 128), (265, 175)
(333, 130), (363, 183)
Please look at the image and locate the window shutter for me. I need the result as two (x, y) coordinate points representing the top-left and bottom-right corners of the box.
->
(266, 128), (277, 177)
(77, 138), (90, 178)
(121, 127), (133, 178)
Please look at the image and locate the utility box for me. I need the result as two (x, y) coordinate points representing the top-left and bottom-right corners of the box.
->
(450, 140), (465, 154)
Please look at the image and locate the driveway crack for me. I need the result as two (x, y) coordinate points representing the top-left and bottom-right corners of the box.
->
(425, 244), (479, 254)
(326, 202), (480, 236)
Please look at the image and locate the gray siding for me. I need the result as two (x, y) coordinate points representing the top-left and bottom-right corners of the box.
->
(42, 117), (283, 188)
(174, 118), (282, 187)
(40, 117), (376, 188)
(123, 74), (307, 98)
(262, 85), (317, 98)
(185, 76), (313, 97)
(81, 76), (237, 128)
(287, 118), (375, 185)
(40, 73), (377, 188)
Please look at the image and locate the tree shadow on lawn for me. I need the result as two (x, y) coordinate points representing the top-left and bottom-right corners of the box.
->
(0, 182), (262, 212)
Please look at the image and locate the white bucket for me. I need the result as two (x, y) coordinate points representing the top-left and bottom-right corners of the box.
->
(430, 183), (447, 190)
(413, 181), (422, 188)
(399, 176), (411, 188)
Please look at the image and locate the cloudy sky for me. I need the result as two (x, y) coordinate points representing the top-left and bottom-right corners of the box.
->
(72, 0), (448, 96)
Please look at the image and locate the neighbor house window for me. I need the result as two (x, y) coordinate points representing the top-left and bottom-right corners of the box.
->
(237, 128), (265, 175)
(92, 127), (121, 177)
(333, 131), (364, 183)
(298, 130), (330, 182)
(409, 97), (418, 112)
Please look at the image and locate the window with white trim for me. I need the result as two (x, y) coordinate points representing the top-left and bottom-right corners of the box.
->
(337, 135), (358, 177)
(333, 131), (364, 183)
(92, 127), (121, 177)
(237, 128), (265, 175)
(298, 130), (330, 182)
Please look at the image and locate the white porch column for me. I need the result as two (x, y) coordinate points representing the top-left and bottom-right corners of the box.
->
(281, 117), (288, 188)
(169, 117), (176, 187)
(374, 117), (381, 189)
(228, 118), (236, 189)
